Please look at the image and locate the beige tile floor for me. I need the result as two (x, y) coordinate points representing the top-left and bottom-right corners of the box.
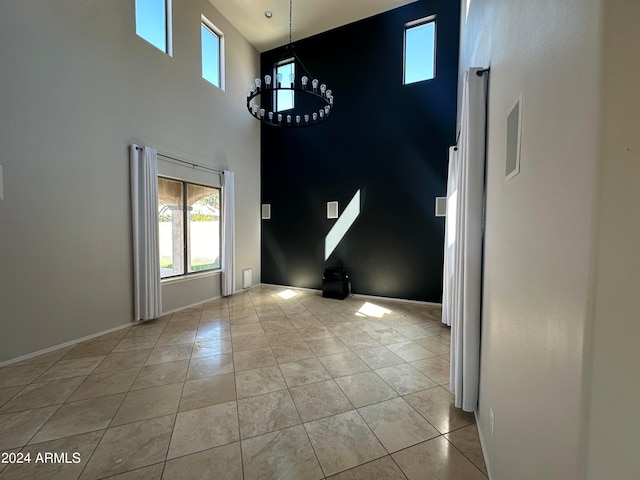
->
(0, 285), (488, 479)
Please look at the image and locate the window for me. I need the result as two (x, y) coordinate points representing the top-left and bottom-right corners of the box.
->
(274, 59), (295, 112)
(202, 18), (224, 88)
(158, 177), (221, 279)
(135, 0), (172, 54)
(403, 16), (436, 84)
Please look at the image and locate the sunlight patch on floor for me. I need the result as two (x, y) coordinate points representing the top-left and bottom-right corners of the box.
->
(356, 302), (392, 318)
(276, 289), (299, 300)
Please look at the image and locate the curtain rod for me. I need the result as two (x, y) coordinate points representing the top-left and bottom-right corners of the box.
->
(453, 67), (490, 149)
(135, 146), (224, 175)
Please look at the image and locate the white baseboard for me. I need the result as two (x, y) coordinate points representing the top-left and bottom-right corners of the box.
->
(0, 322), (133, 368)
(162, 294), (222, 316)
(474, 410), (494, 479)
(259, 283), (442, 307)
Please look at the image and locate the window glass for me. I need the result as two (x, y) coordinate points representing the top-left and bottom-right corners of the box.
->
(404, 19), (436, 84)
(158, 178), (184, 278)
(275, 60), (295, 112)
(135, 0), (170, 53)
(187, 184), (220, 273)
(158, 178), (220, 279)
(202, 22), (221, 87)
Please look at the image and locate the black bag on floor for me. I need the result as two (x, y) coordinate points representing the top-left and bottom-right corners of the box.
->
(322, 267), (350, 300)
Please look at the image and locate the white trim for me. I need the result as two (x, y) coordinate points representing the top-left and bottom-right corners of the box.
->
(161, 270), (221, 286)
(259, 283), (442, 307)
(161, 295), (222, 316)
(201, 15), (225, 91)
(166, 0), (173, 56)
(0, 322), (133, 368)
(351, 293), (442, 307)
(474, 411), (494, 479)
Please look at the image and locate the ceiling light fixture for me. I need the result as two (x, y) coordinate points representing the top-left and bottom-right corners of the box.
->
(247, 0), (334, 128)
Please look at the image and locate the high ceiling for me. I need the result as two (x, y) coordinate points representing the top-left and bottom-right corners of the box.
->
(208, 0), (419, 52)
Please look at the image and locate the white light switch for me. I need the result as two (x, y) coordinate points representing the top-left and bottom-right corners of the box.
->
(0, 165), (4, 200)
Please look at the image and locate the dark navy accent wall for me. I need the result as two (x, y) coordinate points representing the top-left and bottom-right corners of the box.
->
(260, 0), (460, 302)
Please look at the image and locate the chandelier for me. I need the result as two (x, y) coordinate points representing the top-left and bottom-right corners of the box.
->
(246, 0), (334, 128)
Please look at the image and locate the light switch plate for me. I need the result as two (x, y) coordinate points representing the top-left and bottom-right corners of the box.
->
(327, 201), (338, 219)
(435, 197), (446, 216)
(261, 204), (271, 219)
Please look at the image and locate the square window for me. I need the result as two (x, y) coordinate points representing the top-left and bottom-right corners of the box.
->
(275, 59), (295, 112)
(404, 17), (436, 84)
(202, 19), (223, 89)
(135, 0), (172, 54)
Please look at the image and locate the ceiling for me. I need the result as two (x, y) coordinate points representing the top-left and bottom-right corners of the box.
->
(207, 0), (419, 52)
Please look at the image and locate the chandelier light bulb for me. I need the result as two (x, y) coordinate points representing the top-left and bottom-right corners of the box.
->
(268, 111), (274, 121)
(255, 78), (262, 89)
(320, 84), (326, 94)
(304, 114), (309, 123)
(260, 108), (265, 118)
(301, 76), (308, 88)
(295, 115), (301, 124)
(312, 112), (318, 121)
(326, 89), (332, 98)
(324, 106), (330, 116)
(277, 113), (283, 123)
(286, 115), (292, 123)
(319, 109), (324, 118)
(312, 79), (319, 91)
(264, 74), (272, 87)
(276, 73), (282, 86)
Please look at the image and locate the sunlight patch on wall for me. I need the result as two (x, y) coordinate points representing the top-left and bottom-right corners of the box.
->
(324, 189), (361, 260)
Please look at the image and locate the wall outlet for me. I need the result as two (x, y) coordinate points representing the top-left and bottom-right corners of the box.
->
(489, 406), (495, 435)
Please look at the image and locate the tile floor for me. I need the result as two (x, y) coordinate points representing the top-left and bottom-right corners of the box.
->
(0, 285), (488, 479)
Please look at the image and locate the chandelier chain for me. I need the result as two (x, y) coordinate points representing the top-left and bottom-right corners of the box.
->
(245, 0), (334, 128)
(289, 0), (293, 45)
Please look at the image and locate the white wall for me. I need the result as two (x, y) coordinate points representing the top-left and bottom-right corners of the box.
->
(586, 1), (640, 478)
(0, 0), (260, 362)
(459, 0), (601, 478)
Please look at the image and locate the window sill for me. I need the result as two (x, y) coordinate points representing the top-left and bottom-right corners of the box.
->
(161, 270), (221, 285)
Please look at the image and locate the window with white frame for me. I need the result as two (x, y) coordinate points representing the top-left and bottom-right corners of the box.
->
(158, 177), (221, 279)
(135, 0), (172, 55)
(201, 17), (224, 89)
(274, 59), (295, 112)
(403, 16), (436, 84)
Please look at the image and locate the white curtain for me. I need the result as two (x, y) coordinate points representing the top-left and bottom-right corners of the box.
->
(221, 170), (235, 296)
(130, 145), (163, 320)
(442, 68), (488, 412)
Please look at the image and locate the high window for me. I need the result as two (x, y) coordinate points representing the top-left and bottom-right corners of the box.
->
(403, 16), (436, 84)
(202, 17), (224, 89)
(275, 59), (295, 112)
(135, 0), (172, 55)
(158, 178), (221, 279)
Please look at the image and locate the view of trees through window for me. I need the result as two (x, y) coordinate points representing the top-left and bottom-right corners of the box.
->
(158, 177), (220, 278)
